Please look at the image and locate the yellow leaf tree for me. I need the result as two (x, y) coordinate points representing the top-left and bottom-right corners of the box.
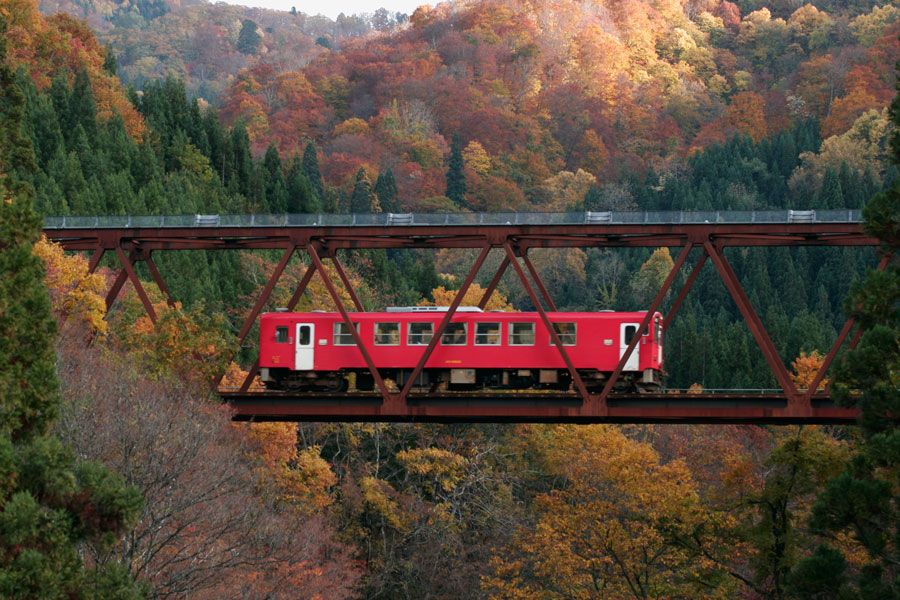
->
(483, 425), (714, 599)
(33, 235), (107, 334)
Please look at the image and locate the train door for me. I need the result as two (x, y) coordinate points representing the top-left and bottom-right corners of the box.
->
(295, 323), (314, 370)
(620, 323), (640, 371)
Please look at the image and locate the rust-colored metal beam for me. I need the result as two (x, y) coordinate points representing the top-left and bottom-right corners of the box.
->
(599, 244), (695, 404)
(223, 391), (857, 424)
(813, 252), (892, 397)
(663, 250), (707, 333)
(114, 247), (157, 324)
(86, 248), (105, 274)
(478, 256), (509, 310)
(105, 269), (129, 311)
(398, 245), (492, 403)
(286, 264), (317, 311)
(237, 246), (295, 344)
(521, 251), (557, 312)
(307, 243), (393, 406)
(145, 252), (175, 308)
(705, 242), (802, 412)
(503, 243), (592, 410)
(328, 251), (364, 312)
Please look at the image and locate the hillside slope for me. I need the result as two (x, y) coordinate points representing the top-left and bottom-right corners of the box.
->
(216, 0), (898, 209)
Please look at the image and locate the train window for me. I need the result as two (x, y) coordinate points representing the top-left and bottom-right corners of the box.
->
(441, 322), (467, 345)
(298, 325), (311, 346)
(656, 318), (662, 344)
(624, 325), (638, 344)
(550, 322), (577, 345)
(375, 322), (401, 345)
(475, 322), (501, 345)
(408, 322), (434, 345)
(333, 322), (359, 346)
(275, 326), (289, 343)
(509, 322), (535, 345)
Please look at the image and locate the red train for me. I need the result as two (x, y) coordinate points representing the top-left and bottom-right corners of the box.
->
(258, 307), (663, 393)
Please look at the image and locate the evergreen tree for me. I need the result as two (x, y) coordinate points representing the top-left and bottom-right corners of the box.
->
(67, 69), (97, 144)
(817, 167), (844, 209)
(350, 168), (378, 213)
(788, 70), (900, 599)
(445, 133), (467, 207)
(374, 169), (398, 212)
(287, 157), (320, 213)
(302, 141), (324, 203)
(262, 144), (288, 213)
(0, 19), (143, 595)
(102, 46), (117, 76)
(236, 19), (261, 55)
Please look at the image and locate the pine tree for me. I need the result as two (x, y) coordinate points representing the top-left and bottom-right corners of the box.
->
(445, 133), (466, 208)
(817, 167), (844, 209)
(350, 168), (378, 213)
(302, 141), (324, 203)
(287, 157), (320, 213)
(0, 18), (143, 595)
(67, 69), (97, 144)
(236, 19), (262, 55)
(788, 68), (900, 599)
(262, 144), (288, 213)
(374, 169), (398, 212)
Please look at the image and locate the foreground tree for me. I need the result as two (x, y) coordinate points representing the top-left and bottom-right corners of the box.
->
(787, 74), (900, 599)
(483, 425), (713, 599)
(0, 19), (144, 597)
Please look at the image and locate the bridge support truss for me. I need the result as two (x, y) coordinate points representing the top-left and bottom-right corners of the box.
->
(45, 220), (884, 423)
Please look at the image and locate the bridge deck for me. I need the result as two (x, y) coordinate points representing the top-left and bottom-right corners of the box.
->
(222, 391), (857, 424)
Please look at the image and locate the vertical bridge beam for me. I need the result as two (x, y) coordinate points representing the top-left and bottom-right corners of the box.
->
(599, 243), (694, 404)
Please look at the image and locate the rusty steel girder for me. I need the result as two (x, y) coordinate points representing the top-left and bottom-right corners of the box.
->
(46, 219), (885, 423)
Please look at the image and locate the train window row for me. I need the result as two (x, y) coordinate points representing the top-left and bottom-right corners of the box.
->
(329, 321), (577, 347)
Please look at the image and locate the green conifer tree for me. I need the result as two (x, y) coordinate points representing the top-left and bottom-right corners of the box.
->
(236, 19), (262, 55)
(445, 133), (467, 207)
(374, 169), (398, 213)
(262, 144), (288, 213)
(0, 19), (143, 596)
(817, 168), (844, 209)
(788, 69), (900, 600)
(287, 157), (319, 213)
(302, 141), (324, 203)
(350, 168), (378, 213)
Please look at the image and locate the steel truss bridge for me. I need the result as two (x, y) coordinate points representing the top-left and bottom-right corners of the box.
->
(44, 210), (886, 424)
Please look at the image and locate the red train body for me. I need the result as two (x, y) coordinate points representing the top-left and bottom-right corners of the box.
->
(257, 308), (664, 393)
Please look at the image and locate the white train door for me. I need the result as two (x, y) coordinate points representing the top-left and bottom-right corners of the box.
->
(620, 323), (640, 371)
(295, 323), (314, 370)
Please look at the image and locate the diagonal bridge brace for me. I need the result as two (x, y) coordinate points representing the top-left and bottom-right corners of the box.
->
(704, 241), (803, 413)
(398, 245), (493, 403)
(805, 251), (892, 399)
(503, 243), (593, 409)
(307, 242), (394, 408)
(598, 243), (695, 405)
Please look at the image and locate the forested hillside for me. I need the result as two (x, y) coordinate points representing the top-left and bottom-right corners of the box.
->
(2, 0), (898, 596)
(38, 0), (407, 100)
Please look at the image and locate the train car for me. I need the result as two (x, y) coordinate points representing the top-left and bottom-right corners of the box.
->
(257, 307), (664, 393)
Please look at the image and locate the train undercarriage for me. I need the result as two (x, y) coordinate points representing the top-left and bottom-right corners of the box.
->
(262, 367), (662, 393)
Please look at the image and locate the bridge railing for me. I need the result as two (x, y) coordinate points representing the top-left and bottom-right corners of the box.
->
(43, 209), (863, 229)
